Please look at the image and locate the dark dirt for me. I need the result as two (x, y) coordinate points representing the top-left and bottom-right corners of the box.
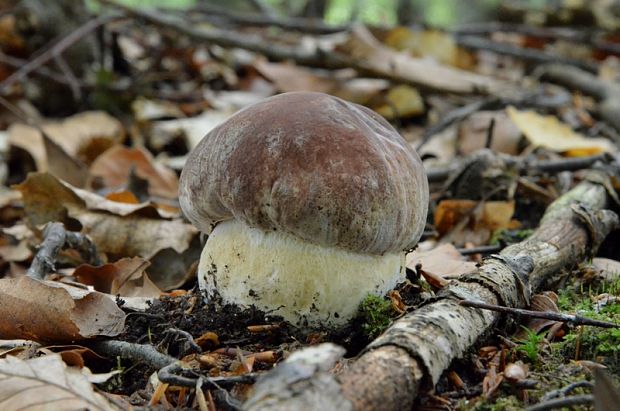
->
(106, 286), (386, 398)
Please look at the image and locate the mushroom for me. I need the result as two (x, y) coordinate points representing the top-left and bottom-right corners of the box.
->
(179, 92), (428, 326)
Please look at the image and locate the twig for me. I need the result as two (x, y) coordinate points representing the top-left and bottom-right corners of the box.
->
(525, 394), (593, 411)
(190, 3), (347, 34)
(426, 153), (607, 183)
(540, 380), (594, 401)
(26, 222), (100, 280)
(26, 223), (66, 280)
(456, 35), (597, 72)
(164, 328), (202, 355)
(457, 244), (502, 256)
(0, 51), (78, 87)
(99, 1), (323, 66)
(459, 300), (619, 329)
(158, 362), (258, 389)
(0, 12), (121, 93)
(53, 54), (82, 101)
(90, 340), (176, 369)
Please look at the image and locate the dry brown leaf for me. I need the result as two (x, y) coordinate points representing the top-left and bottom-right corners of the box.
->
(434, 199), (517, 244)
(406, 243), (478, 280)
(151, 108), (237, 150)
(8, 111), (124, 166)
(74, 257), (161, 298)
(254, 60), (338, 94)
(516, 292), (565, 339)
(506, 106), (615, 156)
(594, 368), (620, 411)
(132, 97), (186, 122)
(15, 173), (197, 259)
(0, 276), (125, 343)
(458, 110), (522, 155)
(0, 353), (119, 411)
(88, 145), (179, 200)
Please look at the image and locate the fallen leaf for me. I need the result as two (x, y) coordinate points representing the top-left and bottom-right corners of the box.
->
(88, 145), (179, 200)
(522, 293), (563, 335)
(74, 257), (161, 298)
(0, 354), (118, 411)
(151, 108), (237, 150)
(434, 199), (517, 241)
(132, 97), (186, 122)
(254, 60), (338, 93)
(406, 243), (478, 280)
(16, 173), (197, 259)
(594, 367), (620, 411)
(44, 345), (109, 369)
(458, 110), (522, 155)
(8, 111), (124, 166)
(0, 276), (125, 343)
(507, 106), (615, 156)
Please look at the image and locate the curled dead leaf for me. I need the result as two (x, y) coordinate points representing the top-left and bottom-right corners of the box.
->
(88, 145), (179, 200)
(0, 354), (119, 411)
(74, 257), (161, 298)
(0, 276), (125, 343)
(15, 173), (197, 260)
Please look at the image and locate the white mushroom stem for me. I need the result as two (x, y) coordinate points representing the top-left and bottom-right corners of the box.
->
(199, 219), (405, 326)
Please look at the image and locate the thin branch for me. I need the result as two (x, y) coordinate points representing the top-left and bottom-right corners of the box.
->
(458, 300), (619, 329)
(53, 54), (82, 101)
(525, 394), (593, 411)
(456, 35), (597, 72)
(190, 3), (347, 34)
(90, 340), (176, 369)
(158, 362), (258, 389)
(27, 222), (100, 280)
(0, 12), (121, 93)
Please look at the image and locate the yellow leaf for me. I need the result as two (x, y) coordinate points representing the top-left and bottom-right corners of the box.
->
(507, 106), (614, 156)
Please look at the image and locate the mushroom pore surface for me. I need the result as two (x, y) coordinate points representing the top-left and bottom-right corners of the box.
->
(179, 91), (428, 325)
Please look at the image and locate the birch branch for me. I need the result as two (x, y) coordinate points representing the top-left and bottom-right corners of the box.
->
(245, 171), (619, 411)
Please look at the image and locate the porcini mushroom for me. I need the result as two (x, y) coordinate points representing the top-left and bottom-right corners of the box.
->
(179, 92), (428, 326)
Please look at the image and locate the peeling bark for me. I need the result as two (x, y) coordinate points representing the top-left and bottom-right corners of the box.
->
(245, 171), (619, 411)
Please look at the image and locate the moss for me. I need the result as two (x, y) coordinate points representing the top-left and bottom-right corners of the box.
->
(464, 395), (523, 411)
(358, 294), (394, 339)
(555, 278), (620, 374)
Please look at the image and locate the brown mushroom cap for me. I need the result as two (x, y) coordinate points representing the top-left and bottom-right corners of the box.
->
(179, 91), (428, 255)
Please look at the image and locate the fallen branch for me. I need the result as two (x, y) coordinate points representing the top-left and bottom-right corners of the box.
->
(525, 394), (593, 411)
(190, 3), (348, 34)
(102, 1), (509, 95)
(456, 35), (597, 72)
(27, 222), (100, 280)
(426, 152), (607, 183)
(245, 170), (619, 410)
(459, 300), (619, 328)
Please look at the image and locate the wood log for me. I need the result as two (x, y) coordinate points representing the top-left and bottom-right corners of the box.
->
(245, 171), (619, 411)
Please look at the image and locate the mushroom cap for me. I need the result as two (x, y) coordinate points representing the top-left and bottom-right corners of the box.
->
(179, 91), (428, 255)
